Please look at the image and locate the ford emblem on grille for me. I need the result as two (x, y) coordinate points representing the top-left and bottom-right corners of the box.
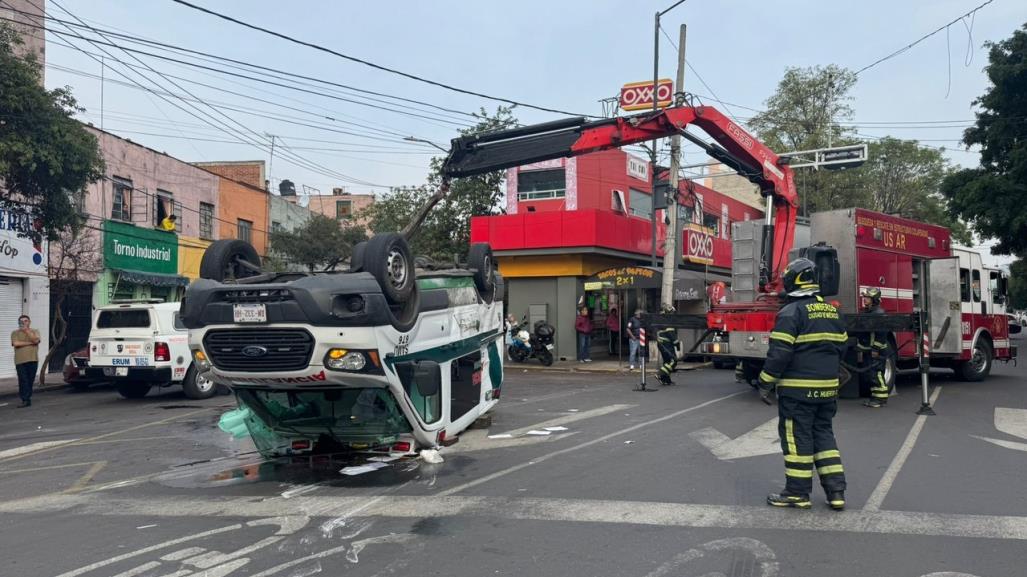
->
(241, 345), (269, 358)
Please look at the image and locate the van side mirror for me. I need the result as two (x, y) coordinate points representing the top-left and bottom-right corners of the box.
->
(413, 361), (441, 397)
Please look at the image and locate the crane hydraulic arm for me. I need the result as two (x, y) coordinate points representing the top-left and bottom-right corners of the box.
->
(441, 106), (799, 293)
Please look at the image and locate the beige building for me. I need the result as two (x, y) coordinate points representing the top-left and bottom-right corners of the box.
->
(302, 187), (375, 233)
(702, 163), (764, 211)
(1, 0), (45, 67)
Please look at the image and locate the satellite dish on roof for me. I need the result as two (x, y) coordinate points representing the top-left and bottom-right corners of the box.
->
(279, 179), (296, 196)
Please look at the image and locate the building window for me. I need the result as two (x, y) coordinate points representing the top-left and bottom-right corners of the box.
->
(154, 190), (173, 227)
(628, 188), (652, 219)
(111, 177), (132, 222)
(517, 169), (566, 200)
(336, 200), (353, 220)
(271, 221), (283, 234)
(199, 202), (214, 240)
(677, 204), (694, 223)
(237, 219), (252, 244)
(703, 214), (720, 237)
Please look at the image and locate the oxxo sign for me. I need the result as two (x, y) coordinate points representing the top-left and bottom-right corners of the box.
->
(620, 79), (674, 112)
(685, 228), (714, 265)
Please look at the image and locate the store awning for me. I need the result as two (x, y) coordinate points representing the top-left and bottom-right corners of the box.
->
(584, 266), (729, 301)
(115, 268), (190, 287)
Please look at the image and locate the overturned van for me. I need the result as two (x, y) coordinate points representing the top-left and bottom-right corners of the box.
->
(180, 233), (505, 458)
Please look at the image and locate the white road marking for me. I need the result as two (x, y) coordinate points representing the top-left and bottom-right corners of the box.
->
(0, 439), (79, 459)
(451, 403), (631, 453)
(438, 391), (745, 496)
(864, 386), (943, 512)
(9, 493), (1027, 542)
(108, 560), (160, 577)
(971, 435), (1027, 452)
(995, 407), (1027, 440)
(690, 418), (781, 460)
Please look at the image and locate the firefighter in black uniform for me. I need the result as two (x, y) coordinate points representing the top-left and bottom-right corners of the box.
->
(758, 258), (849, 510)
(656, 327), (678, 385)
(857, 287), (890, 408)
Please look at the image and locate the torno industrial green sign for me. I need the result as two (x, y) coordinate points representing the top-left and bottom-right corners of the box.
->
(103, 220), (178, 275)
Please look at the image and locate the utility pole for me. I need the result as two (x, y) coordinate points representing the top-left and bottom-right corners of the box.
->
(650, 10), (661, 268)
(660, 23), (686, 312)
(266, 133), (276, 191)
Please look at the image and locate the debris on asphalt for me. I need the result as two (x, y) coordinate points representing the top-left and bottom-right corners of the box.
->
(544, 426), (569, 432)
(525, 430), (551, 436)
(340, 462), (389, 476)
(135, 524), (157, 530)
(420, 449), (444, 464)
(488, 434), (513, 439)
(624, 441), (634, 444)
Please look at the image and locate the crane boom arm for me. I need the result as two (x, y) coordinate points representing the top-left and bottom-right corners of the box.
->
(441, 106), (798, 292)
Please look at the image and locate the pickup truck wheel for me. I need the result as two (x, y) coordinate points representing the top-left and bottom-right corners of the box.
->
(200, 240), (262, 282)
(182, 366), (217, 400)
(116, 382), (151, 399)
(365, 233), (414, 305)
(468, 243), (496, 303)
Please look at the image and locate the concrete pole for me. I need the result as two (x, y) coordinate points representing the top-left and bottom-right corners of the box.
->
(660, 24), (686, 312)
(650, 11), (660, 268)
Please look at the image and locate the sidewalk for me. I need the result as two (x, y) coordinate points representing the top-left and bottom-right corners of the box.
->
(0, 372), (67, 400)
(509, 358), (710, 374)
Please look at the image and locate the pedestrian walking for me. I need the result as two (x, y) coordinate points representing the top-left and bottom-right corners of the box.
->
(11, 315), (41, 407)
(575, 307), (593, 362)
(757, 259), (849, 510)
(626, 309), (642, 369)
(857, 287), (890, 408)
(606, 308), (621, 356)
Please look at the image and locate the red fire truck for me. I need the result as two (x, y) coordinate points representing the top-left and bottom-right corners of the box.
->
(436, 105), (1016, 394)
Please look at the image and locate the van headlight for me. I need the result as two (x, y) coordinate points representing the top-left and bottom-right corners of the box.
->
(325, 349), (367, 371)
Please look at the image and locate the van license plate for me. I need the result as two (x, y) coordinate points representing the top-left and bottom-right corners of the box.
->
(234, 304), (267, 323)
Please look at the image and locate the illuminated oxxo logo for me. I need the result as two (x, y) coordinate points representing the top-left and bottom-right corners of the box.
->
(620, 79), (673, 111)
(688, 231), (715, 261)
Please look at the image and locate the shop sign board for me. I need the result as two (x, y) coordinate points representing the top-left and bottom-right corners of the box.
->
(103, 220), (178, 275)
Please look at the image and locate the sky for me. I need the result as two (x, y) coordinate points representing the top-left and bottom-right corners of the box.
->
(27, 0), (1027, 267)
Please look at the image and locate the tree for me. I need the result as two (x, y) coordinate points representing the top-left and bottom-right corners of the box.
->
(940, 24), (1027, 257)
(0, 23), (104, 242)
(1008, 259), (1027, 311)
(41, 224), (101, 384)
(269, 214), (367, 272)
(363, 107), (517, 261)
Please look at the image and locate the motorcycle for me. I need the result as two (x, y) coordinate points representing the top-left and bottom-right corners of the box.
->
(508, 318), (556, 366)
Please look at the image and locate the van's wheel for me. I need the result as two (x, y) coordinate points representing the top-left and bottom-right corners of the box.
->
(349, 241), (367, 272)
(957, 339), (992, 382)
(387, 285), (420, 333)
(365, 233), (414, 305)
(200, 240), (261, 282)
(468, 243), (496, 302)
(116, 382), (151, 399)
(182, 366), (217, 400)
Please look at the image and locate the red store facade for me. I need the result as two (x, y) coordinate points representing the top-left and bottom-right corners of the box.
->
(471, 148), (763, 362)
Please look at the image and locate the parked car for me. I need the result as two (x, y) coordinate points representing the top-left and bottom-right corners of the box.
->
(85, 300), (215, 400)
(1007, 314), (1023, 335)
(63, 346), (103, 390)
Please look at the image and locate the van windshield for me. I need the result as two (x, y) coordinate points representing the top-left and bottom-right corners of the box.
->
(97, 310), (152, 329)
(237, 388), (412, 439)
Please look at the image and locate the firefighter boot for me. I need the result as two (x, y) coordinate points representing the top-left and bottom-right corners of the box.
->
(863, 399), (886, 408)
(766, 491), (811, 509)
(826, 491), (846, 511)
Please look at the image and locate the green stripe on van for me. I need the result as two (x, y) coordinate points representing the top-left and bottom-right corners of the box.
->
(416, 276), (475, 290)
(383, 329), (502, 370)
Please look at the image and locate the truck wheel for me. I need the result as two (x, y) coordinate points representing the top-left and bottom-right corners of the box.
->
(957, 339), (992, 382)
(200, 240), (261, 282)
(365, 233), (414, 305)
(468, 243), (496, 303)
(116, 382), (151, 399)
(387, 285), (420, 333)
(349, 241), (367, 272)
(182, 366), (217, 400)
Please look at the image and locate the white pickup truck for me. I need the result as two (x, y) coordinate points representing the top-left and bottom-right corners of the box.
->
(86, 300), (215, 399)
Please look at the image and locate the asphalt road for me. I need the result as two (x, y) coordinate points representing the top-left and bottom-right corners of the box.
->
(1, 336), (1024, 577)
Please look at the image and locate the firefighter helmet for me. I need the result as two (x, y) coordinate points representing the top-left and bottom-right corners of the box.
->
(782, 258), (819, 297)
(861, 286), (882, 308)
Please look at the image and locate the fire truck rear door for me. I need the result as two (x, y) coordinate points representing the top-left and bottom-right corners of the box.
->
(927, 257), (961, 355)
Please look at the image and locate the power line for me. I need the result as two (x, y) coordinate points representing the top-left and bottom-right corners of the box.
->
(658, 24), (742, 124)
(169, 0), (595, 118)
(854, 0), (995, 76)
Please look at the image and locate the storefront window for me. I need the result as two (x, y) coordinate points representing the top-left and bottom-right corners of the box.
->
(629, 188), (652, 218)
(517, 169), (566, 200)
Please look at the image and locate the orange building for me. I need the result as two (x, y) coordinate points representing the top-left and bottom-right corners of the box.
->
(216, 178), (270, 256)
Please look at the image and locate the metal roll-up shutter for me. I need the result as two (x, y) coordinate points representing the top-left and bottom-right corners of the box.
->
(0, 277), (25, 378)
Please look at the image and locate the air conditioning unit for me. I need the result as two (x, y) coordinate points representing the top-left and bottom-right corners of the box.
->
(333, 187), (345, 196)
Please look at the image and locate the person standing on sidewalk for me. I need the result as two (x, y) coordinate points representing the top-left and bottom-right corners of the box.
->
(625, 310), (642, 370)
(606, 308), (621, 356)
(11, 315), (41, 407)
(575, 307), (593, 363)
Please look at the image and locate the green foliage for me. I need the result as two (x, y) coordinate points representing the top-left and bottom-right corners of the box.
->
(940, 24), (1027, 256)
(1008, 259), (1027, 310)
(362, 106), (517, 261)
(0, 24), (104, 241)
(269, 214), (367, 272)
(748, 64), (858, 152)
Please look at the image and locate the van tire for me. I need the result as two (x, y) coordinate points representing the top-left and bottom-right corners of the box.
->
(350, 241), (367, 272)
(365, 233), (414, 305)
(200, 240), (261, 282)
(182, 366), (217, 400)
(468, 243), (496, 303)
(387, 285), (420, 333)
(116, 382), (151, 399)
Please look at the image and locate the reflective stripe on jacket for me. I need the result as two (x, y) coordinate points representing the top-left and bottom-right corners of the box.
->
(759, 294), (848, 402)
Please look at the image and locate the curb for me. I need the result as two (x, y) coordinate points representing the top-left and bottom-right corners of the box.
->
(0, 381), (70, 401)
(511, 362), (712, 374)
